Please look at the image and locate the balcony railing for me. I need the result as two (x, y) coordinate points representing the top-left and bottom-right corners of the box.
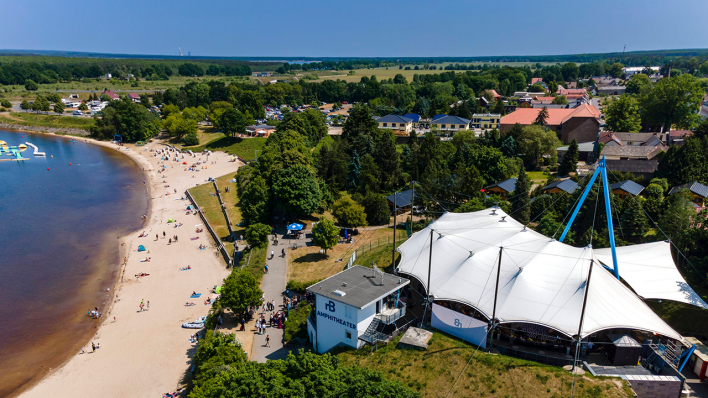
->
(375, 302), (406, 324)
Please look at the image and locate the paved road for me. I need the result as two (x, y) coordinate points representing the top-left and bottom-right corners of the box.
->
(251, 226), (291, 362)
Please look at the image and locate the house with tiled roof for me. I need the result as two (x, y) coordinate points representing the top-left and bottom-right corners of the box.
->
(376, 115), (413, 134)
(484, 178), (516, 199)
(542, 179), (579, 194)
(601, 144), (667, 178)
(485, 89), (502, 100)
(667, 130), (692, 146)
(500, 104), (601, 144)
(610, 180), (645, 198)
(101, 90), (120, 101)
(669, 181), (708, 207)
(430, 115), (471, 133)
(128, 93), (140, 103)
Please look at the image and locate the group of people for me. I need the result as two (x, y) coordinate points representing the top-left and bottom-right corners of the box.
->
(80, 341), (100, 354)
(139, 299), (150, 312)
(87, 307), (101, 319)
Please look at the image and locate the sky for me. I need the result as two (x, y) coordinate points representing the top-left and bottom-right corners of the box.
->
(4, 0), (708, 58)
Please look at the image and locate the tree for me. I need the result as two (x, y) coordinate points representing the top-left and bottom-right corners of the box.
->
(53, 101), (65, 114)
(20, 100), (30, 111)
(608, 62), (624, 78)
(311, 217), (339, 255)
(625, 73), (650, 95)
(332, 196), (367, 228)
(561, 62), (579, 81)
(620, 198), (649, 244)
(245, 223), (270, 248)
(272, 166), (322, 217)
(511, 163), (530, 225)
(639, 74), (704, 132)
(658, 191), (694, 249)
(363, 193), (391, 226)
(240, 176), (270, 224)
(24, 79), (38, 91)
(342, 104), (378, 156)
(217, 108), (246, 137)
(78, 102), (88, 111)
(374, 129), (399, 191)
(346, 149), (361, 191)
(220, 270), (263, 314)
(164, 114), (197, 140)
(533, 106), (549, 126)
(517, 125), (561, 167)
(31, 97), (50, 113)
(491, 99), (505, 115)
(700, 60), (708, 76)
(528, 84), (545, 93)
(190, 350), (419, 398)
(551, 95), (568, 105)
(605, 94), (641, 132)
(558, 139), (579, 175)
(500, 136), (517, 157)
(0, 99), (11, 108)
(90, 98), (161, 142)
(191, 332), (247, 386)
(183, 132), (199, 146)
(139, 94), (151, 108)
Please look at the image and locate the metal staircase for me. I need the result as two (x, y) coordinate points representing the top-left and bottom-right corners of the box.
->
(359, 318), (387, 344)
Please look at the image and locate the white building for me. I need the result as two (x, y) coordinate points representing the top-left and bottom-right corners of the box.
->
(622, 66), (659, 77)
(306, 265), (410, 354)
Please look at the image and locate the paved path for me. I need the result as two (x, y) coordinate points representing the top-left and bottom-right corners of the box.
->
(251, 226), (291, 362)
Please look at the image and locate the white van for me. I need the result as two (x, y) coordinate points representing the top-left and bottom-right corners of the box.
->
(72, 110), (83, 116)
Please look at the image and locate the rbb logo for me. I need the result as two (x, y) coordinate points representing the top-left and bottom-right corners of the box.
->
(325, 300), (336, 312)
(454, 319), (462, 327)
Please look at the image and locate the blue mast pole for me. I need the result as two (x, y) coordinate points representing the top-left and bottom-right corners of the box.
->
(558, 166), (603, 243)
(600, 156), (620, 280)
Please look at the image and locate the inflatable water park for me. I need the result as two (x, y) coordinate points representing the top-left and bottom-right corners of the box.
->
(0, 140), (46, 161)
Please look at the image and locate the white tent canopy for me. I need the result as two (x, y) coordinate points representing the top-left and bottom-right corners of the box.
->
(595, 242), (708, 309)
(396, 209), (683, 341)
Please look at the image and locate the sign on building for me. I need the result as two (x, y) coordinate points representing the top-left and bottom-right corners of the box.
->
(431, 303), (487, 347)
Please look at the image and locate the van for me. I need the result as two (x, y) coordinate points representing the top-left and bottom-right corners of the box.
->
(72, 110), (83, 116)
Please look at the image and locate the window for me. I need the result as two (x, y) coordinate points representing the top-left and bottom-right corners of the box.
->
(345, 305), (353, 319)
(382, 123), (387, 127)
(391, 123), (396, 127)
(441, 124), (446, 128)
(459, 125), (465, 129)
(345, 330), (352, 340)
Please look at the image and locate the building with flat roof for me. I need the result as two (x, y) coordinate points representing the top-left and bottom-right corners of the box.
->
(307, 265), (410, 354)
(471, 113), (500, 130)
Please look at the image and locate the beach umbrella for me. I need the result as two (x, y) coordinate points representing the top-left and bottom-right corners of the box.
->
(286, 223), (303, 231)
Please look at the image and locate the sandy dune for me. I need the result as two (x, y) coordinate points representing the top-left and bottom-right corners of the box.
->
(21, 137), (239, 398)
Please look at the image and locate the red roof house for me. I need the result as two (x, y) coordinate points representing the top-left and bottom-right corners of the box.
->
(500, 104), (601, 144)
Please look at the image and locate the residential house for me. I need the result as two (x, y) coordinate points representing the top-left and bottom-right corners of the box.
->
(246, 124), (276, 137)
(667, 130), (692, 146)
(668, 182), (708, 207)
(470, 113), (500, 130)
(542, 179), (579, 194)
(403, 113), (421, 127)
(101, 90), (120, 101)
(610, 180), (645, 198)
(622, 66), (660, 78)
(484, 178), (517, 199)
(596, 85), (626, 96)
(565, 82), (578, 89)
(556, 88), (590, 102)
(500, 104), (601, 144)
(430, 115), (470, 133)
(531, 77), (544, 85)
(557, 141), (597, 163)
(601, 144), (667, 178)
(377, 115), (413, 134)
(599, 132), (666, 147)
(386, 189), (414, 215)
(485, 89), (502, 100)
(128, 93), (141, 103)
(104, 73), (112, 79)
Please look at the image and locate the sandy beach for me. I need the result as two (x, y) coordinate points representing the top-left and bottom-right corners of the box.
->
(18, 136), (240, 398)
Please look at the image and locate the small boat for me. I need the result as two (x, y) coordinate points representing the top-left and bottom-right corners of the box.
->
(181, 316), (207, 329)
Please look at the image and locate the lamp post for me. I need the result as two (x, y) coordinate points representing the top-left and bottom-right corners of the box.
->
(255, 149), (259, 162)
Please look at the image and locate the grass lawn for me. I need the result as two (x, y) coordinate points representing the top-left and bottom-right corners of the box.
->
(526, 171), (549, 183)
(194, 126), (225, 147)
(188, 173), (237, 254)
(336, 332), (631, 398)
(0, 112), (95, 130)
(287, 226), (407, 283)
(283, 302), (312, 342)
(241, 245), (268, 280)
(188, 136), (266, 161)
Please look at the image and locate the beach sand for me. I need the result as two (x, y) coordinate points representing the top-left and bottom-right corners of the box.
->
(19, 137), (239, 398)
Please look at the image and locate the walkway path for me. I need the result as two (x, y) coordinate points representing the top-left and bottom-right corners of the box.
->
(251, 226), (291, 362)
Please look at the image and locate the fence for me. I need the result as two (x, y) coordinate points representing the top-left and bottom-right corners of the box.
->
(185, 189), (233, 267)
(212, 181), (235, 238)
(346, 229), (409, 269)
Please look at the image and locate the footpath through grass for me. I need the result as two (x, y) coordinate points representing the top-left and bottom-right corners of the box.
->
(0, 112), (95, 130)
(188, 136), (266, 161)
(336, 333), (632, 398)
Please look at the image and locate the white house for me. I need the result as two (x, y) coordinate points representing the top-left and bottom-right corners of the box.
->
(306, 265), (410, 354)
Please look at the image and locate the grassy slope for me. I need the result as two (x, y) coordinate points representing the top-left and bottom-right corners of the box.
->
(188, 136), (266, 161)
(336, 333), (631, 398)
(188, 173), (239, 254)
(0, 112), (95, 130)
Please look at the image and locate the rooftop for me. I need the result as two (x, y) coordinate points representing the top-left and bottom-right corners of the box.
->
(387, 189), (413, 208)
(543, 179), (579, 194)
(403, 113), (421, 123)
(500, 104), (600, 126)
(433, 115), (471, 125)
(485, 177), (517, 193)
(558, 141), (596, 152)
(601, 145), (666, 160)
(307, 265), (409, 309)
(605, 159), (659, 174)
(610, 180), (645, 196)
(377, 114), (413, 124)
(669, 181), (708, 198)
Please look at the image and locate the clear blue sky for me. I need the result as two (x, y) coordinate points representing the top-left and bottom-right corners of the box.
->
(5, 0), (707, 58)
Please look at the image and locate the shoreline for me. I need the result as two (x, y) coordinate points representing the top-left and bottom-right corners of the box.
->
(8, 129), (239, 398)
(2, 129), (152, 398)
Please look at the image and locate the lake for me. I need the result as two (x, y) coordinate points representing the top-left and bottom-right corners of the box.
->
(0, 130), (148, 397)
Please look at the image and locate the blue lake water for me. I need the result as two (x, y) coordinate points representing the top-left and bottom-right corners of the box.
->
(0, 130), (148, 397)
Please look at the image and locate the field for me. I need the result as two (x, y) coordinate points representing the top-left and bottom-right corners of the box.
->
(287, 225), (407, 283)
(187, 172), (242, 255)
(0, 111), (95, 130)
(336, 332), (631, 398)
(187, 135), (266, 161)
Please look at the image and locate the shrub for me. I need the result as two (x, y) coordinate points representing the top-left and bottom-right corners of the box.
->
(183, 132), (199, 146)
(286, 279), (323, 294)
(245, 223), (270, 248)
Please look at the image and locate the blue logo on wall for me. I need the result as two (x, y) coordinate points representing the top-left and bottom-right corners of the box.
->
(325, 300), (336, 312)
(454, 319), (462, 327)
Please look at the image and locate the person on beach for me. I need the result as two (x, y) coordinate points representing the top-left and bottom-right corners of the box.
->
(266, 334), (270, 347)
(264, 264), (269, 274)
(156, 234), (158, 240)
(163, 231), (166, 238)
(91, 342), (95, 352)
(147, 301), (150, 310)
